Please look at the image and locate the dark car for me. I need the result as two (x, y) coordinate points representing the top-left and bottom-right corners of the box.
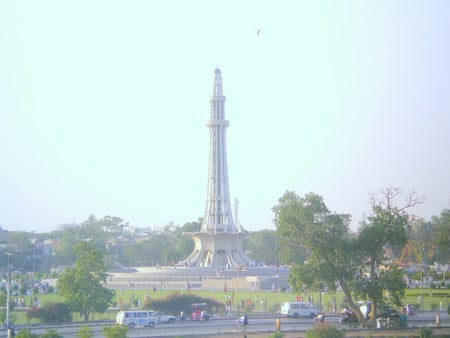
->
(378, 306), (399, 319)
(378, 306), (401, 327)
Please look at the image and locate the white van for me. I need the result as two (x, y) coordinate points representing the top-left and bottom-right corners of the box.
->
(281, 302), (317, 318)
(116, 310), (159, 328)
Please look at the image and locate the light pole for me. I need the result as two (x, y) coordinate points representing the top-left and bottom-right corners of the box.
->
(4, 252), (12, 330)
(317, 280), (323, 313)
(420, 248), (424, 309)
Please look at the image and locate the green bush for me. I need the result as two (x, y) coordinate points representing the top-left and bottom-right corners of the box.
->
(26, 302), (72, 323)
(15, 329), (39, 338)
(76, 326), (94, 338)
(268, 333), (284, 338)
(305, 323), (345, 338)
(40, 329), (63, 338)
(102, 325), (129, 338)
(143, 292), (222, 316)
(418, 326), (433, 338)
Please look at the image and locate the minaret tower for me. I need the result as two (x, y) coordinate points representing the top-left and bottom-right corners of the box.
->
(202, 68), (235, 234)
(183, 68), (251, 268)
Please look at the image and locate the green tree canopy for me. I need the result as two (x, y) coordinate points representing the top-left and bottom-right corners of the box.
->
(57, 241), (114, 321)
(433, 209), (450, 262)
(273, 191), (357, 313)
(355, 188), (424, 318)
(246, 230), (278, 265)
(273, 188), (423, 324)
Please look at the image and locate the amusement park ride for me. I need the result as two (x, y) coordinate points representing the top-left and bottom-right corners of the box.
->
(396, 241), (423, 267)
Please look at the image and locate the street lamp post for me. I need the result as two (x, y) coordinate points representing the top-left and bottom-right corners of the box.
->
(317, 280), (323, 313)
(4, 252), (12, 330)
(420, 249), (424, 309)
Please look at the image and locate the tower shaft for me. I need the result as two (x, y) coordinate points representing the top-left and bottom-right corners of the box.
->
(202, 68), (235, 234)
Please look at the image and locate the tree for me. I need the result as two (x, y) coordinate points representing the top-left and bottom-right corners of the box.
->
(57, 241), (114, 321)
(3, 232), (36, 272)
(246, 230), (278, 265)
(355, 187), (424, 319)
(273, 192), (359, 318)
(54, 215), (128, 268)
(272, 191), (318, 265)
(273, 188), (423, 325)
(433, 209), (450, 262)
(118, 219), (202, 267)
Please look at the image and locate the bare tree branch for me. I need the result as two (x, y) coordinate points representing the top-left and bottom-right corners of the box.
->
(370, 186), (425, 213)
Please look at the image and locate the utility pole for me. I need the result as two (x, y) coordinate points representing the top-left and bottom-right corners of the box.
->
(4, 252), (12, 335)
(420, 248), (424, 310)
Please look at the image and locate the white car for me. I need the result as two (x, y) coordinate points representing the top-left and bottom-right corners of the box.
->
(152, 311), (176, 323)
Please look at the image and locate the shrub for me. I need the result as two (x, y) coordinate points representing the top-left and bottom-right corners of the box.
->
(143, 292), (223, 316)
(305, 323), (345, 338)
(76, 326), (94, 338)
(102, 325), (128, 338)
(268, 333), (284, 338)
(15, 329), (39, 338)
(40, 329), (63, 338)
(418, 327), (433, 338)
(26, 302), (71, 323)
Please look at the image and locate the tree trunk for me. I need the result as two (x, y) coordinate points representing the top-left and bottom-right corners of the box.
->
(340, 279), (365, 325)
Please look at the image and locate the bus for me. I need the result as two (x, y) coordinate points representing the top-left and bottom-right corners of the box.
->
(281, 302), (317, 318)
(116, 310), (159, 328)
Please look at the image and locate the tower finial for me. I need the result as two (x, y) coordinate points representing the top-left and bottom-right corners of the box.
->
(213, 68), (223, 96)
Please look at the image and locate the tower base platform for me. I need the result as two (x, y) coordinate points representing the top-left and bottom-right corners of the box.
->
(182, 232), (252, 268)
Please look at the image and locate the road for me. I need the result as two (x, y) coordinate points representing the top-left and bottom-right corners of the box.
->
(6, 312), (450, 337)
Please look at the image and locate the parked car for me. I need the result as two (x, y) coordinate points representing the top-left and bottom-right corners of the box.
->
(155, 312), (176, 323)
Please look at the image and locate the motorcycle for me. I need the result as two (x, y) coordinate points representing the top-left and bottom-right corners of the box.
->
(237, 314), (248, 326)
(314, 313), (325, 324)
(179, 312), (187, 321)
(340, 311), (355, 323)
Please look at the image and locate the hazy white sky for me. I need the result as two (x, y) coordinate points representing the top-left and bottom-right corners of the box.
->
(1, 1), (449, 233)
